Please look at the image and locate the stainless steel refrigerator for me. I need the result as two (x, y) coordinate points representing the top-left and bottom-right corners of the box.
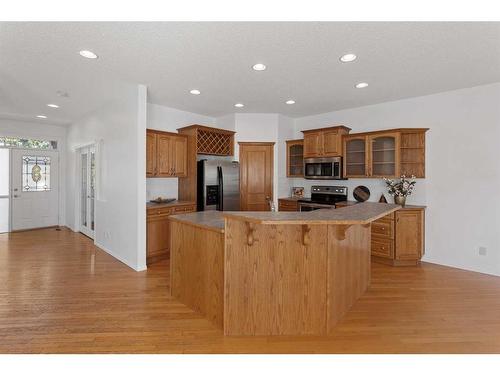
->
(197, 158), (240, 211)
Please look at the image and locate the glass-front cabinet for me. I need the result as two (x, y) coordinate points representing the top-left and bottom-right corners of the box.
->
(344, 135), (368, 177)
(286, 140), (304, 177)
(369, 132), (400, 178)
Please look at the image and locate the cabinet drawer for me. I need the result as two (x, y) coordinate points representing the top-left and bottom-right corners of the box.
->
(147, 207), (173, 217)
(173, 205), (196, 214)
(371, 220), (394, 239)
(377, 213), (394, 223)
(371, 238), (394, 259)
(278, 200), (299, 211)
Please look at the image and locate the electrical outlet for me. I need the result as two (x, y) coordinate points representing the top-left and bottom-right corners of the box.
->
(104, 231), (111, 239)
(478, 246), (487, 256)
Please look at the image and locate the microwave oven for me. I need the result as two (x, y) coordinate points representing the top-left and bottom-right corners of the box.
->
(303, 157), (343, 180)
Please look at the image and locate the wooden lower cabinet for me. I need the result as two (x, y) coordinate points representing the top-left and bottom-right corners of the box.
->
(371, 207), (425, 266)
(278, 198), (299, 211)
(146, 203), (195, 265)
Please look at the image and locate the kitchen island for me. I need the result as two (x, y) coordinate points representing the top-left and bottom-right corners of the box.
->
(169, 202), (400, 336)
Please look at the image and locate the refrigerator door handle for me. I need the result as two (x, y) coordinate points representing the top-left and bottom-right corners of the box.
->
(217, 166), (224, 211)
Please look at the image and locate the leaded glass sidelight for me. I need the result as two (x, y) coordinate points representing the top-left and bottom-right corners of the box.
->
(22, 156), (51, 192)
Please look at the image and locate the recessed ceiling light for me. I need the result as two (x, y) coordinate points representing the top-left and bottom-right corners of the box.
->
(340, 53), (357, 63)
(190, 89), (201, 95)
(285, 100), (296, 105)
(355, 82), (369, 89)
(47, 104), (59, 108)
(36, 115), (47, 119)
(79, 50), (98, 59)
(234, 103), (244, 108)
(252, 63), (266, 71)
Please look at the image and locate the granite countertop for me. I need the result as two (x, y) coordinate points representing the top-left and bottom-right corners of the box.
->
(146, 200), (195, 210)
(223, 202), (401, 225)
(169, 211), (225, 233)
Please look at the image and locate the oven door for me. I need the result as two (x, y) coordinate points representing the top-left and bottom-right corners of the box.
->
(298, 202), (335, 212)
(304, 158), (342, 179)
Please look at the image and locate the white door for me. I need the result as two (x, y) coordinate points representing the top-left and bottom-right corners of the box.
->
(79, 146), (96, 239)
(0, 149), (10, 233)
(11, 149), (59, 231)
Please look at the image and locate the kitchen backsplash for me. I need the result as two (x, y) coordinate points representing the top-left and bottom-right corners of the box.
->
(146, 178), (179, 201)
(288, 177), (427, 206)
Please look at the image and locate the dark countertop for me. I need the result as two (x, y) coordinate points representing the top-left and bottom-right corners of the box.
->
(169, 211), (225, 233)
(146, 200), (195, 210)
(223, 202), (401, 225)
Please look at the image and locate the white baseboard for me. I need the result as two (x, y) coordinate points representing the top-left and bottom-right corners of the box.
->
(94, 241), (146, 272)
(422, 256), (500, 277)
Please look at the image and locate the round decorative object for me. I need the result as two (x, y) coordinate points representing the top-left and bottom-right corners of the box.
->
(353, 185), (370, 202)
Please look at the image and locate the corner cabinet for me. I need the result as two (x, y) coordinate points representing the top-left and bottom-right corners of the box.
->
(286, 140), (304, 177)
(302, 126), (351, 158)
(146, 129), (188, 178)
(371, 207), (425, 266)
(343, 128), (428, 178)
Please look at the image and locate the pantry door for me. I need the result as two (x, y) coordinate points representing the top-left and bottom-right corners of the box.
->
(10, 149), (59, 231)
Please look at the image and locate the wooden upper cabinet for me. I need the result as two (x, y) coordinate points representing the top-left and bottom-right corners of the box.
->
(302, 126), (351, 158)
(146, 132), (157, 177)
(146, 129), (188, 178)
(286, 140), (304, 177)
(157, 134), (173, 176)
(322, 129), (343, 156)
(343, 135), (369, 178)
(171, 135), (187, 177)
(303, 131), (322, 158)
(343, 128), (428, 178)
(369, 132), (400, 178)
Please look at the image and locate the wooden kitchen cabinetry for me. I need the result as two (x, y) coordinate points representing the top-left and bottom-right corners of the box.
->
(371, 206), (425, 266)
(302, 126), (351, 158)
(278, 198), (300, 211)
(286, 140), (304, 177)
(146, 129), (188, 178)
(343, 128), (428, 178)
(146, 202), (196, 265)
(177, 125), (236, 204)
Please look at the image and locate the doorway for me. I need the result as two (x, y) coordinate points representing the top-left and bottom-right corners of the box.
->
(239, 142), (274, 211)
(79, 145), (96, 239)
(0, 149), (9, 233)
(10, 149), (59, 231)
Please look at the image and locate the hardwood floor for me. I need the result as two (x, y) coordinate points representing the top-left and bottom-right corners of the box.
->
(1, 228), (500, 353)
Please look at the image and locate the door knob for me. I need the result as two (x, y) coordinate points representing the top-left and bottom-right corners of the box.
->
(13, 195), (19, 198)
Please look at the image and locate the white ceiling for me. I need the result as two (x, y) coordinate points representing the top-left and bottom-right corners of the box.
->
(1, 22), (500, 125)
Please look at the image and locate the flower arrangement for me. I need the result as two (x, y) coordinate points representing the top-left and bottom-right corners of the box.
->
(384, 175), (416, 206)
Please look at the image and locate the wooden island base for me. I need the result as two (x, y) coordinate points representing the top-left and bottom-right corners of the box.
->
(170, 203), (399, 336)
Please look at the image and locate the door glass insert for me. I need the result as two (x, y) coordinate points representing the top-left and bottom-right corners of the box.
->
(22, 156), (51, 191)
(81, 153), (87, 227)
(0, 149), (9, 233)
(372, 136), (396, 176)
(90, 150), (95, 231)
(345, 139), (366, 176)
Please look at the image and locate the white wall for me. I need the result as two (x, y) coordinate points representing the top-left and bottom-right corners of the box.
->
(292, 83), (500, 276)
(0, 118), (67, 226)
(66, 84), (147, 271)
(146, 103), (216, 200)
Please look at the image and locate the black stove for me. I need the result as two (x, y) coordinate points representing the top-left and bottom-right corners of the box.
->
(298, 186), (348, 212)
